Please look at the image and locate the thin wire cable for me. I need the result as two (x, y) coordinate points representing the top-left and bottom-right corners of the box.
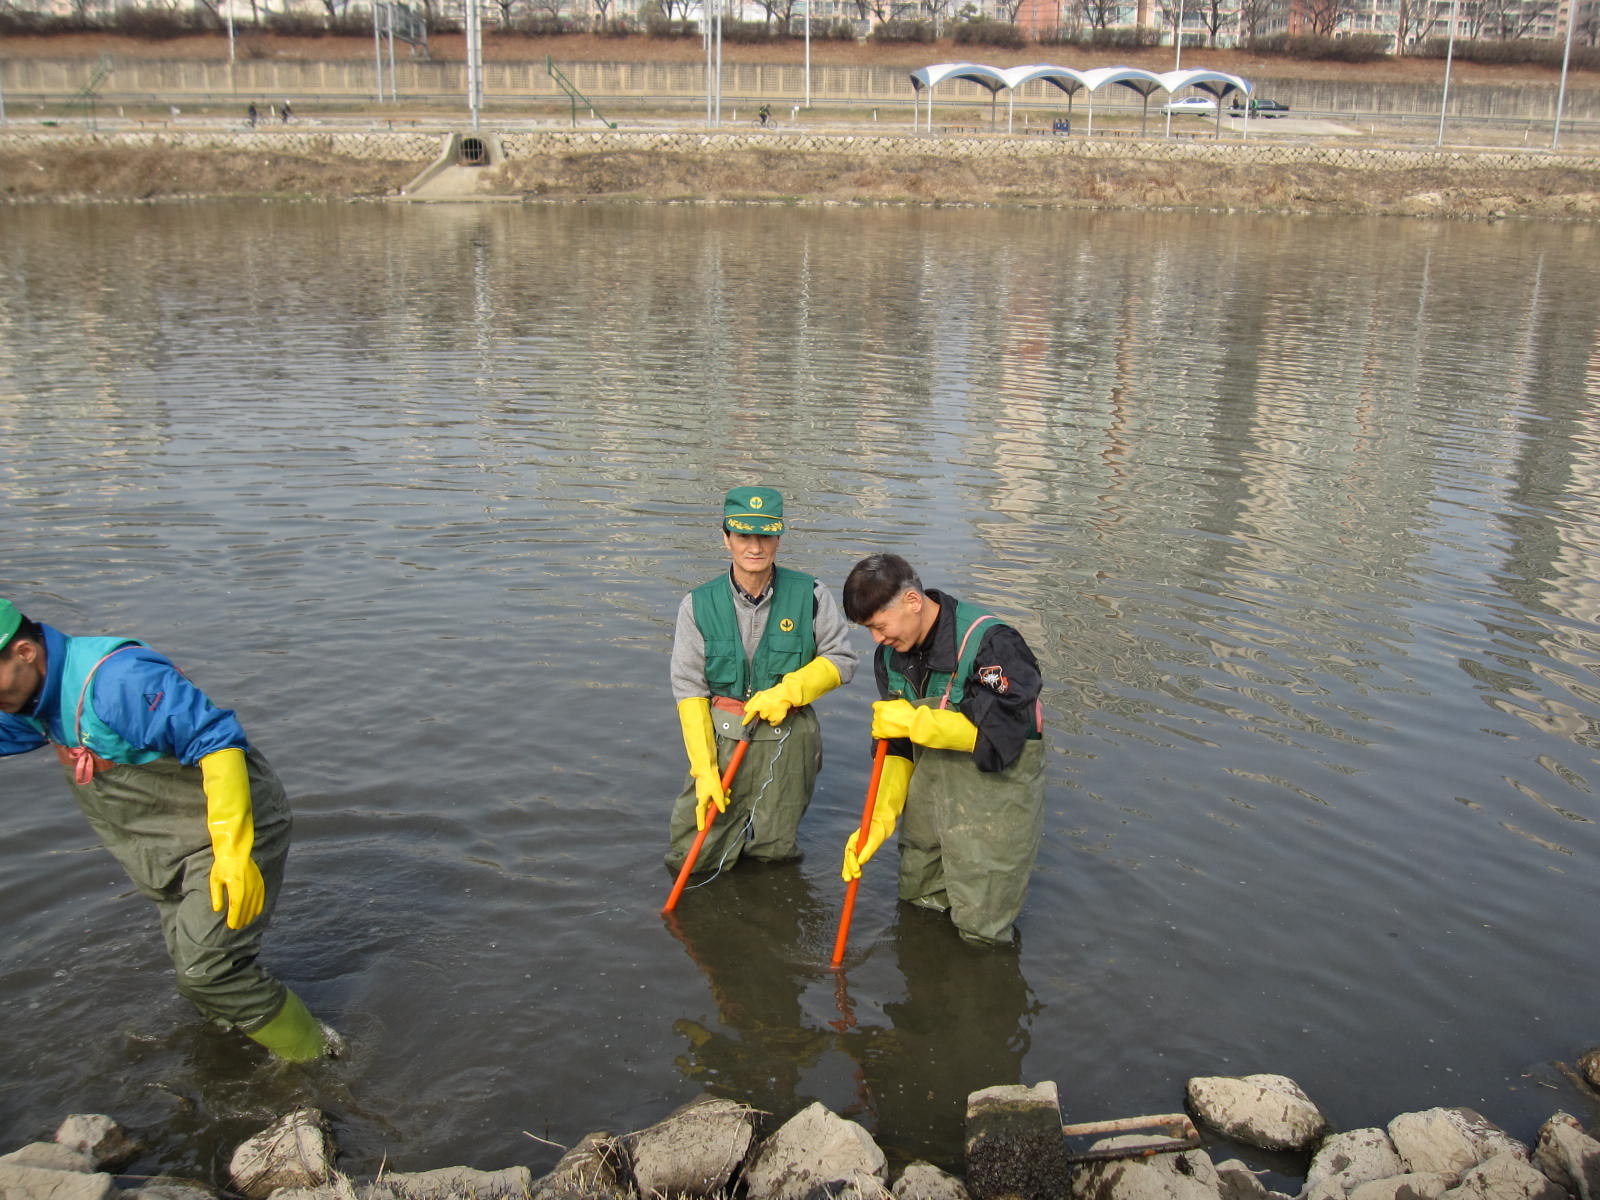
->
(686, 723), (790, 890)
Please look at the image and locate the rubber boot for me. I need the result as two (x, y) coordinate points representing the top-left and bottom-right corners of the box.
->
(246, 989), (328, 1062)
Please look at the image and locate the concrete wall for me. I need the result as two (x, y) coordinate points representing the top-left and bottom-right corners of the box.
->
(5, 125), (1600, 173)
(4, 56), (1599, 121)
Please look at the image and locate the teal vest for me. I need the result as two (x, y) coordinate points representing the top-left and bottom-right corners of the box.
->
(882, 597), (1000, 710)
(692, 567), (818, 700)
(52, 636), (165, 765)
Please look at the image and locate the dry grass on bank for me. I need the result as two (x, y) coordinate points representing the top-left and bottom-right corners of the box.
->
(0, 145), (415, 200)
(3, 29), (1596, 87)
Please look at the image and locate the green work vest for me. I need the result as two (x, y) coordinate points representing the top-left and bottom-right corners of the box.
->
(882, 597), (1000, 709)
(692, 566), (818, 700)
(882, 597), (1043, 739)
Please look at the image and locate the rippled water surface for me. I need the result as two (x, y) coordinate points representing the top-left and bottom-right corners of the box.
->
(2, 203), (1599, 1179)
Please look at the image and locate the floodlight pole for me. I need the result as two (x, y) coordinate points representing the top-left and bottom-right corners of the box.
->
(1435, 0), (1459, 146)
(1173, 1), (1182, 69)
(373, 2), (386, 103)
(1551, 0), (1578, 148)
(465, 0), (483, 129)
(804, 0), (811, 108)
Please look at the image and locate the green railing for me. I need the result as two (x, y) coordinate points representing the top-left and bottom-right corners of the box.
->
(546, 56), (617, 129)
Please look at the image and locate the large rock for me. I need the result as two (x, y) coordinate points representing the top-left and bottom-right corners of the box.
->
(1185, 1076), (1328, 1153)
(893, 1162), (971, 1200)
(0, 1161), (120, 1200)
(1577, 1048), (1600, 1092)
(964, 1083), (1071, 1200)
(124, 1179), (217, 1200)
(1532, 1112), (1600, 1200)
(54, 1119), (137, 1173)
(625, 1098), (755, 1199)
(363, 1166), (530, 1200)
(530, 1133), (631, 1200)
(1345, 1173), (1456, 1200)
(1303, 1129), (1408, 1200)
(1213, 1159), (1293, 1200)
(1072, 1138), (1223, 1200)
(1386, 1110), (1526, 1179)
(0, 1148), (92, 1174)
(744, 1103), (886, 1200)
(1439, 1153), (1565, 1200)
(228, 1110), (335, 1200)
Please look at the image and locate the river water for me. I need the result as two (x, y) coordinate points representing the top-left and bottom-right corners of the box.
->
(1, 202), (1598, 1182)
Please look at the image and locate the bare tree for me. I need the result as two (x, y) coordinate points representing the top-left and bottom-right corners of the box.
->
(1234, 0), (1274, 40)
(1392, 0), (1439, 51)
(1477, 0), (1557, 37)
(1075, 0), (1125, 31)
(853, 0), (894, 21)
(1299, 0), (1350, 37)
(990, 0), (1027, 21)
(1195, 0), (1233, 44)
(754, 0), (799, 31)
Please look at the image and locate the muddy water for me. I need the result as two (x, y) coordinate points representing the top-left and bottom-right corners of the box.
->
(1, 203), (1598, 1179)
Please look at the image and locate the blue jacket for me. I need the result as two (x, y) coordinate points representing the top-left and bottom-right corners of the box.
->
(0, 623), (249, 766)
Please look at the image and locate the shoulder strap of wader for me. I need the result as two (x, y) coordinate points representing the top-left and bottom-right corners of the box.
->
(63, 645), (140, 785)
(938, 613), (1044, 735)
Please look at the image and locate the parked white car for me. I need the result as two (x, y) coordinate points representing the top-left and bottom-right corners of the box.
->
(1161, 96), (1218, 116)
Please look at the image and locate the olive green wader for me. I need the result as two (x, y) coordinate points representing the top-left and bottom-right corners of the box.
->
(898, 710), (1045, 947)
(63, 747), (294, 1033)
(666, 704), (821, 874)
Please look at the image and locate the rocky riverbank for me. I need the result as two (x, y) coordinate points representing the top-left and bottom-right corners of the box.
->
(4, 128), (1600, 217)
(7, 1051), (1600, 1200)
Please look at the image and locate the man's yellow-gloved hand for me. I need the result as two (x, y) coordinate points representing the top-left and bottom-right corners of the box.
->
(871, 698), (978, 753)
(841, 754), (913, 881)
(200, 747), (265, 930)
(678, 697), (729, 831)
(744, 656), (842, 727)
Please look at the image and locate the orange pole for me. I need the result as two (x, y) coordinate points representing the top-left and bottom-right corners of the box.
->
(662, 739), (749, 914)
(830, 739), (890, 967)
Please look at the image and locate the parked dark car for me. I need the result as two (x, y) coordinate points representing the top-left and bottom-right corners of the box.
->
(1232, 97), (1290, 117)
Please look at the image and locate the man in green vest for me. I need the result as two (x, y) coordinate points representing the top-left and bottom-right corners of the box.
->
(667, 486), (858, 878)
(0, 598), (332, 1061)
(839, 554), (1045, 947)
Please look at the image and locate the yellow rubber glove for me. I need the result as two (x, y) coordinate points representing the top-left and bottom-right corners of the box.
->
(871, 698), (979, 752)
(841, 754), (913, 881)
(677, 697), (728, 831)
(200, 748), (266, 930)
(744, 656), (843, 727)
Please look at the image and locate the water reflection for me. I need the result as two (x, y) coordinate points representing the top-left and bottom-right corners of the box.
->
(2, 204), (1600, 1177)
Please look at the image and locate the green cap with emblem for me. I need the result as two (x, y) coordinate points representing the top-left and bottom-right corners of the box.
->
(0, 599), (21, 651)
(723, 486), (785, 536)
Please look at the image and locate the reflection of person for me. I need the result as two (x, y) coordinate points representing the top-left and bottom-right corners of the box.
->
(666, 486), (858, 877)
(666, 864), (832, 1115)
(840, 554), (1045, 947)
(0, 599), (332, 1061)
(842, 906), (1038, 1166)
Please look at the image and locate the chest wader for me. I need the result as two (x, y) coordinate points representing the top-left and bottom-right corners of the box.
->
(666, 570), (822, 875)
(897, 704), (1045, 947)
(63, 747), (294, 1032)
(667, 701), (822, 874)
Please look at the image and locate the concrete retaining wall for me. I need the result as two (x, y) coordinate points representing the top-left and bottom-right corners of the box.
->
(6, 126), (1600, 174)
(4, 56), (1599, 121)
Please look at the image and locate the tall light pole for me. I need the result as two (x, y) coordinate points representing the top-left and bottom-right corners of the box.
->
(804, 0), (811, 108)
(1173, 0), (1182, 69)
(1435, 0), (1459, 145)
(1551, 0), (1578, 147)
(465, 0), (483, 129)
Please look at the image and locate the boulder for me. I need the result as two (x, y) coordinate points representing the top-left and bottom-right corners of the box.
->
(54, 1119), (137, 1172)
(123, 1179), (217, 1200)
(1185, 1076), (1328, 1153)
(1345, 1173), (1456, 1200)
(1439, 1153), (1564, 1200)
(1577, 1048), (1600, 1092)
(363, 1166), (530, 1200)
(893, 1163), (972, 1200)
(744, 1103), (886, 1200)
(530, 1133), (631, 1200)
(0, 1161), (120, 1200)
(0, 1147), (92, 1174)
(228, 1110), (335, 1200)
(1071, 1138), (1223, 1200)
(1532, 1113), (1600, 1200)
(1386, 1110), (1526, 1179)
(625, 1098), (755, 1199)
(803, 1174), (896, 1200)
(1214, 1159), (1293, 1200)
(964, 1083), (1072, 1200)
(1303, 1129), (1408, 1200)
